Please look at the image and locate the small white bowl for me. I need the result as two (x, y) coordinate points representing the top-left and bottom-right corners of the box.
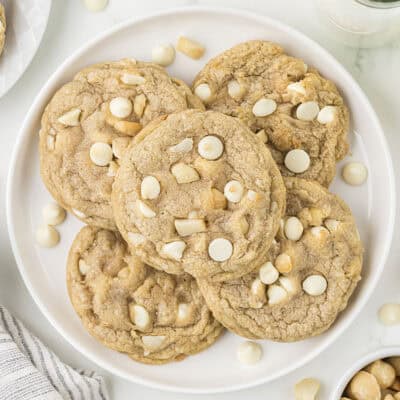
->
(331, 346), (400, 400)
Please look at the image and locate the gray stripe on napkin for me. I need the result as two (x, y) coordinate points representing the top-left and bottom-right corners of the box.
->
(0, 306), (109, 400)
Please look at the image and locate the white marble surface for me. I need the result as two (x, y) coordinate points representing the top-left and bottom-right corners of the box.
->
(1, 0), (399, 398)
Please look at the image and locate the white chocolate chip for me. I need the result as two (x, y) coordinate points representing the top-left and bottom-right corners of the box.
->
(252, 98), (277, 117)
(129, 304), (150, 330)
(224, 180), (244, 203)
(161, 241), (186, 260)
(247, 190), (258, 201)
(259, 262), (279, 285)
(294, 378), (321, 400)
(296, 101), (320, 121)
(177, 303), (191, 322)
(284, 149), (310, 173)
(169, 138), (193, 153)
(324, 218), (340, 232)
(194, 83), (212, 102)
(78, 259), (90, 275)
(83, 0), (108, 12)
(317, 105), (337, 124)
(284, 216), (304, 241)
(171, 163), (200, 184)
(378, 304), (400, 325)
(136, 200), (156, 218)
(287, 82), (306, 95)
(279, 276), (297, 294)
(310, 226), (329, 238)
(151, 44), (175, 66)
(72, 208), (86, 219)
(227, 80), (243, 98)
(127, 232), (146, 246)
(275, 253), (293, 274)
(35, 225), (60, 248)
(268, 284), (288, 305)
(251, 278), (266, 298)
(174, 219), (206, 236)
(237, 341), (262, 365)
(107, 161), (119, 177)
(120, 73), (146, 85)
(198, 135), (224, 160)
(58, 108), (81, 126)
(42, 203), (66, 226)
(302, 275), (327, 296)
(141, 176), (161, 200)
(176, 36), (205, 59)
(109, 97), (132, 118)
(142, 335), (165, 351)
(208, 238), (233, 262)
(342, 162), (368, 186)
(188, 210), (200, 219)
(47, 135), (55, 150)
(90, 142), (113, 166)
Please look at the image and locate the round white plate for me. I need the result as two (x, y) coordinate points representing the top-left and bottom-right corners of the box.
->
(0, 0), (51, 97)
(6, 6), (396, 394)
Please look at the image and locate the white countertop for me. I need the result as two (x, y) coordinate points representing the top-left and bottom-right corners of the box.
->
(1, 0), (400, 398)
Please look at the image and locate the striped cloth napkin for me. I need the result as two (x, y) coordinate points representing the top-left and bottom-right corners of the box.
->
(0, 305), (109, 400)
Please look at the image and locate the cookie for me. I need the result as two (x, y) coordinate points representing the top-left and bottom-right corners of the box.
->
(112, 109), (286, 281)
(0, 3), (5, 57)
(67, 226), (223, 364)
(193, 40), (350, 187)
(198, 177), (363, 341)
(39, 59), (203, 230)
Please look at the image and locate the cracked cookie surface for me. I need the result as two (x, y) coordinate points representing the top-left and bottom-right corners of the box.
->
(40, 59), (203, 230)
(67, 226), (223, 364)
(197, 178), (363, 341)
(112, 109), (286, 281)
(193, 40), (349, 187)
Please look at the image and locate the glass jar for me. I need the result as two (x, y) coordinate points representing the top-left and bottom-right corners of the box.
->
(315, 0), (400, 47)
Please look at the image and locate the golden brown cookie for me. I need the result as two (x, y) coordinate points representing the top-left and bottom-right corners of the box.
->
(112, 109), (286, 281)
(67, 226), (223, 364)
(197, 178), (362, 341)
(193, 41), (349, 187)
(40, 59), (203, 230)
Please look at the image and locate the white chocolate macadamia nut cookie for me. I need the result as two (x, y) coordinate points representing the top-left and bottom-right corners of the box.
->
(112, 110), (286, 281)
(197, 178), (362, 341)
(193, 40), (350, 187)
(67, 226), (223, 364)
(39, 59), (203, 230)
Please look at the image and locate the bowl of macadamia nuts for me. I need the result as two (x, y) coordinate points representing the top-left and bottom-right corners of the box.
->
(332, 347), (400, 400)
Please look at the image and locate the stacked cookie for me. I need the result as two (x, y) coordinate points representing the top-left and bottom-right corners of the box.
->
(39, 40), (363, 364)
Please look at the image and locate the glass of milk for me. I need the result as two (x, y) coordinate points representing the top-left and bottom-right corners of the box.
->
(315, 0), (400, 47)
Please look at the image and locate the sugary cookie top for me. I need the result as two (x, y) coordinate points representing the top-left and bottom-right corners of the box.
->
(197, 178), (363, 341)
(112, 109), (286, 281)
(67, 226), (223, 364)
(193, 40), (350, 187)
(39, 59), (202, 230)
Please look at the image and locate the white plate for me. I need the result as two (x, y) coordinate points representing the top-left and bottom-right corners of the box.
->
(6, 6), (396, 394)
(0, 0), (51, 97)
